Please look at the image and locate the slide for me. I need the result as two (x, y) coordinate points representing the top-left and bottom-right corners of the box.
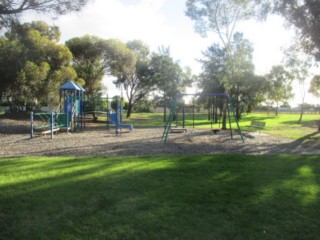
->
(109, 113), (133, 131)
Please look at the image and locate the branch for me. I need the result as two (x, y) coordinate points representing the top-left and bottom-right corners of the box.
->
(0, 0), (30, 14)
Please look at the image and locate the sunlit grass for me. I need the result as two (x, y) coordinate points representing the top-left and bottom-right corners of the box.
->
(123, 112), (320, 139)
(1, 155), (320, 240)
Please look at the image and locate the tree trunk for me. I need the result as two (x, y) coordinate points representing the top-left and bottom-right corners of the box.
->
(235, 85), (241, 120)
(221, 101), (227, 130)
(236, 99), (240, 121)
(126, 100), (133, 118)
(297, 104), (304, 124)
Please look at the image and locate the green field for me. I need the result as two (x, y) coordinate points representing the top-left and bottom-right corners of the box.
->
(1, 155), (320, 240)
(123, 112), (320, 139)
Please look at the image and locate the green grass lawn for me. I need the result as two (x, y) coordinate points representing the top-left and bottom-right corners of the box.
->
(123, 112), (320, 139)
(1, 155), (320, 240)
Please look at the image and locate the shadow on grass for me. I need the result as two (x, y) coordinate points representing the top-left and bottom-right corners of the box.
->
(277, 131), (320, 150)
(280, 119), (320, 128)
(0, 155), (319, 240)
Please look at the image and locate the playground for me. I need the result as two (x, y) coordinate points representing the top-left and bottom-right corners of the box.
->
(0, 115), (319, 156)
(0, 81), (313, 156)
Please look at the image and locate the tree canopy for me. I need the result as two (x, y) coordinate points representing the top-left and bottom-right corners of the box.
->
(254, 0), (320, 61)
(309, 75), (320, 97)
(66, 35), (107, 97)
(198, 33), (267, 119)
(0, 21), (75, 111)
(264, 65), (293, 115)
(185, 0), (255, 49)
(0, 0), (90, 28)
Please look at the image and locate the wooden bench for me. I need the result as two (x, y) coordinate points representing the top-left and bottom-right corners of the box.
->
(247, 120), (266, 133)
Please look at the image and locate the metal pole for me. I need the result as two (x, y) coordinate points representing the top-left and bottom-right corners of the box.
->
(164, 100), (166, 123)
(193, 99), (195, 129)
(116, 96), (120, 136)
(66, 104), (69, 134)
(182, 101), (185, 128)
(227, 101), (233, 139)
(30, 111), (33, 138)
(50, 111), (54, 139)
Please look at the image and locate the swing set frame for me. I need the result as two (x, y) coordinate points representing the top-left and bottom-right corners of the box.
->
(162, 93), (245, 143)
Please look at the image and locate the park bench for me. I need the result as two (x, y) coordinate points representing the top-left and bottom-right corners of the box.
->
(247, 120), (266, 133)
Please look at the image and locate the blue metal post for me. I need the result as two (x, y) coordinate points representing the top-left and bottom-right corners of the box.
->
(66, 107), (69, 133)
(182, 102), (185, 128)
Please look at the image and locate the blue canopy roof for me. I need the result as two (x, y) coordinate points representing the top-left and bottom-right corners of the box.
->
(75, 83), (86, 92)
(59, 80), (81, 91)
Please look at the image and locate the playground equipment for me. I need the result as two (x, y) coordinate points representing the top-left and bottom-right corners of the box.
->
(30, 80), (86, 139)
(162, 93), (245, 143)
(59, 80), (85, 131)
(108, 96), (133, 135)
(30, 111), (71, 138)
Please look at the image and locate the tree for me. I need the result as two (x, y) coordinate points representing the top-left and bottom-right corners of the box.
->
(111, 40), (156, 118)
(0, 35), (24, 105)
(66, 35), (106, 98)
(254, 0), (320, 61)
(309, 75), (320, 97)
(198, 43), (228, 122)
(186, 1), (265, 122)
(0, 21), (75, 111)
(264, 65), (293, 115)
(284, 50), (312, 123)
(150, 47), (192, 100)
(186, 0), (255, 57)
(199, 33), (265, 120)
(149, 47), (193, 121)
(0, 0), (90, 29)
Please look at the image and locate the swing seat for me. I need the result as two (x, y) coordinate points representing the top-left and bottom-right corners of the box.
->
(212, 129), (220, 134)
(170, 127), (187, 133)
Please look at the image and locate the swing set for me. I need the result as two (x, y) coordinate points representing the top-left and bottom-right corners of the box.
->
(162, 93), (245, 143)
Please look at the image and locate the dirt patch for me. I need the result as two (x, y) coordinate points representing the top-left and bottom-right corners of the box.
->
(0, 118), (319, 157)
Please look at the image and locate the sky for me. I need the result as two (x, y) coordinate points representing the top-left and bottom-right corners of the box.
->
(22, 0), (319, 106)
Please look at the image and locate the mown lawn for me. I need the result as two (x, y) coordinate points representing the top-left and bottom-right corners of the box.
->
(123, 112), (320, 139)
(1, 155), (319, 240)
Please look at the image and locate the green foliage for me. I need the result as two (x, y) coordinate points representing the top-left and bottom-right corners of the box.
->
(0, 21), (75, 111)
(111, 40), (152, 118)
(150, 47), (193, 100)
(133, 99), (154, 113)
(255, 0), (320, 61)
(264, 65), (293, 114)
(309, 75), (320, 97)
(185, 0), (256, 44)
(66, 35), (107, 97)
(199, 33), (267, 119)
(110, 96), (126, 111)
(1, 155), (320, 239)
(85, 97), (108, 112)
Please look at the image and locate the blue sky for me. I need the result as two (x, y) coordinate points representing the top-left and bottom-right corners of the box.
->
(22, 0), (318, 106)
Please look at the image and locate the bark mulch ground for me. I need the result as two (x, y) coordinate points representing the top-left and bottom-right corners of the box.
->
(0, 118), (319, 157)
